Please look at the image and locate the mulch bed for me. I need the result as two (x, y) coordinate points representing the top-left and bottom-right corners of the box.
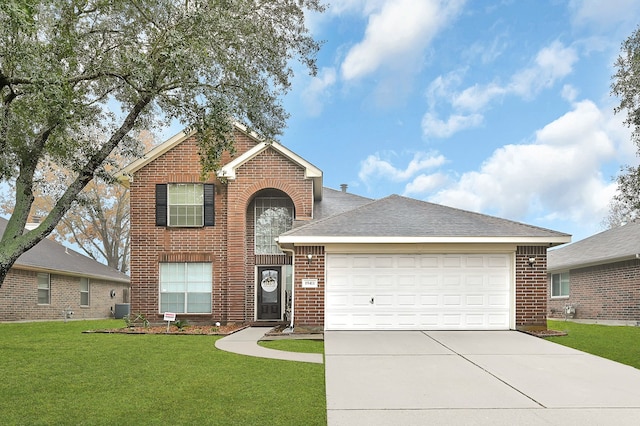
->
(522, 329), (568, 337)
(85, 323), (248, 335)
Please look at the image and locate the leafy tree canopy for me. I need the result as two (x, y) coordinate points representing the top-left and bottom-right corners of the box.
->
(0, 0), (322, 284)
(609, 25), (640, 227)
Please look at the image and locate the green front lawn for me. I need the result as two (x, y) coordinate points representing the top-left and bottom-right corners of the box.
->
(547, 320), (640, 369)
(259, 339), (324, 354)
(0, 320), (326, 425)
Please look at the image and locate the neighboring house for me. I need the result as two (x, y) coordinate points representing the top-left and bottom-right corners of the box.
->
(118, 124), (570, 331)
(548, 222), (640, 324)
(0, 218), (130, 322)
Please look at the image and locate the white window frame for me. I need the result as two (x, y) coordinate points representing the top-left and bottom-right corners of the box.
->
(168, 183), (204, 227)
(159, 262), (212, 314)
(80, 277), (90, 306)
(37, 273), (50, 305)
(551, 272), (570, 298)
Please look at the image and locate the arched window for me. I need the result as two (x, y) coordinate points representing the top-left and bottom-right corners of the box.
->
(255, 196), (294, 254)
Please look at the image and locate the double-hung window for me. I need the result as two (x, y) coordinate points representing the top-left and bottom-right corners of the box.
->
(37, 273), (50, 304)
(551, 272), (570, 298)
(156, 183), (215, 227)
(159, 263), (212, 313)
(80, 277), (90, 306)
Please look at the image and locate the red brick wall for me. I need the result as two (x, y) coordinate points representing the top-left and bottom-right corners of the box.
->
(0, 268), (129, 321)
(291, 246), (325, 327)
(548, 259), (640, 322)
(129, 133), (227, 323)
(129, 130), (314, 324)
(515, 246), (548, 330)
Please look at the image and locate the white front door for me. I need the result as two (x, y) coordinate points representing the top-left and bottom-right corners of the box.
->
(325, 253), (512, 330)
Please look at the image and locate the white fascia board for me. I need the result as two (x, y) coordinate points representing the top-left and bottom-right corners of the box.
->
(115, 129), (194, 187)
(277, 235), (572, 245)
(217, 141), (322, 181)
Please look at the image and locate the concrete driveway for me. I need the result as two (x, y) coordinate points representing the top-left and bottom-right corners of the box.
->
(325, 331), (640, 425)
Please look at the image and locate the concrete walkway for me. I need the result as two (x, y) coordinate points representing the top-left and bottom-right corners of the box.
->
(215, 327), (323, 364)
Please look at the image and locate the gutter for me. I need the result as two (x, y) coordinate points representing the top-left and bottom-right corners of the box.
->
(547, 253), (640, 273)
(280, 246), (295, 331)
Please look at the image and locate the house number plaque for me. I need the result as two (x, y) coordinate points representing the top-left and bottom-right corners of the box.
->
(301, 279), (318, 288)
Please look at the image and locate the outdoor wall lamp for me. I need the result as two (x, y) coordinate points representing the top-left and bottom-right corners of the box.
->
(528, 257), (536, 267)
(307, 254), (313, 264)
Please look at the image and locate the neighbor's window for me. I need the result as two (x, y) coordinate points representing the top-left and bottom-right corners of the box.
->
(37, 273), (50, 304)
(551, 272), (570, 297)
(80, 277), (90, 306)
(255, 197), (294, 254)
(159, 263), (212, 313)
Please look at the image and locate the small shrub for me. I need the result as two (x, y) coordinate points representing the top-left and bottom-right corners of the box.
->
(174, 319), (189, 331)
(123, 313), (149, 328)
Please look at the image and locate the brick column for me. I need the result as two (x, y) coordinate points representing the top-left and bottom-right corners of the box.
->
(515, 246), (548, 330)
(292, 246), (325, 328)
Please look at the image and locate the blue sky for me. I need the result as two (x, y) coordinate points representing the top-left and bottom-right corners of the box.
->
(260, 0), (640, 243)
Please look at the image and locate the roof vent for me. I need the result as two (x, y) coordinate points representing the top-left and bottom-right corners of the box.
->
(340, 184), (348, 193)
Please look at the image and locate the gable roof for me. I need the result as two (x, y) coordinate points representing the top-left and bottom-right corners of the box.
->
(218, 140), (323, 201)
(548, 221), (640, 272)
(116, 123), (323, 199)
(278, 194), (571, 245)
(0, 218), (130, 283)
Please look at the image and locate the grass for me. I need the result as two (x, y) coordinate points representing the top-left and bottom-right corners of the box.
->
(0, 320), (326, 425)
(259, 339), (324, 354)
(547, 320), (640, 369)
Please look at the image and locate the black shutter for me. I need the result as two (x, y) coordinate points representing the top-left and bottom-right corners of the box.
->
(156, 184), (167, 226)
(204, 184), (215, 226)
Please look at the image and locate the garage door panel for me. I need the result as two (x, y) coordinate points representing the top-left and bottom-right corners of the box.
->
(420, 256), (439, 268)
(466, 295), (485, 306)
(420, 295), (439, 306)
(326, 253), (512, 330)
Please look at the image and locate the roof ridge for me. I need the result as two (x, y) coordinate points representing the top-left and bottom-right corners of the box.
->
(385, 194), (570, 237)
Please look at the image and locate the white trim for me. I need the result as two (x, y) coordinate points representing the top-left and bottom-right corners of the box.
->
(278, 235), (571, 245)
(217, 141), (323, 201)
(116, 130), (195, 187)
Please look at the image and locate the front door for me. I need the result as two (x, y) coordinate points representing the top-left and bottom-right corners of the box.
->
(257, 267), (281, 320)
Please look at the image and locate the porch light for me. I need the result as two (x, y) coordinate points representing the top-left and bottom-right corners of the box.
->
(528, 257), (536, 267)
(307, 254), (313, 264)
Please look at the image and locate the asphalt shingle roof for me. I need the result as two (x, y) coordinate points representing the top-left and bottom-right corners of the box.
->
(548, 221), (640, 271)
(283, 194), (570, 239)
(310, 187), (373, 222)
(0, 218), (130, 283)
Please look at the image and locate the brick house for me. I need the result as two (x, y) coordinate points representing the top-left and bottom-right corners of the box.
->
(0, 217), (130, 322)
(118, 124), (570, 331)
(548, 222), (640, 324)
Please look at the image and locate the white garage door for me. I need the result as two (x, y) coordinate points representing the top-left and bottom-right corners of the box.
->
(325, 253), (512, 330)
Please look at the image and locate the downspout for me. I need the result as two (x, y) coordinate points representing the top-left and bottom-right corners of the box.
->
(280, 246), (295, 331)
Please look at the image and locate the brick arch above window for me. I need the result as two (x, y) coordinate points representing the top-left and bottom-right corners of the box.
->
(239, 179), (312, 220)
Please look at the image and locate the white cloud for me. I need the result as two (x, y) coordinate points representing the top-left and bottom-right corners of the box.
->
(341, 0), (466, 80)
(508, 41), (578, 98)
(301, 67), (337, 116)
(421, 112), (483, 138)
(424, 41), (578, 138)
(358, 151), (446, 184)
(404, 173), (450, 195)
(569, 0), (640, 29)
(429, 100), (620, 228)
